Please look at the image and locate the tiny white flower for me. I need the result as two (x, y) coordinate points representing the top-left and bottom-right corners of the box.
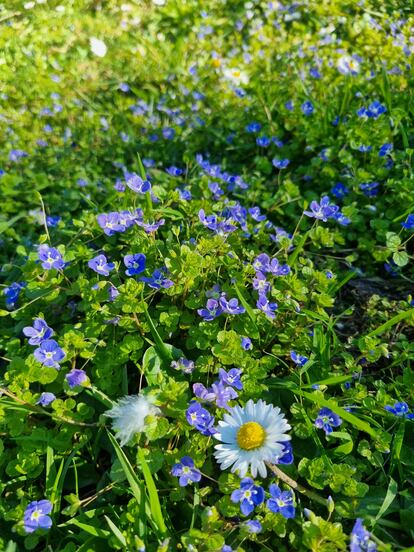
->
(90, 37), (107, 58)
(222, 67), (249, 86)
(105, 394), (160, 446)
(214, 399), (291, 478)
(337, 55), (360, 75)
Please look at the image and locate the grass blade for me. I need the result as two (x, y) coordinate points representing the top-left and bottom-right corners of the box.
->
(137, 447), (168, 536)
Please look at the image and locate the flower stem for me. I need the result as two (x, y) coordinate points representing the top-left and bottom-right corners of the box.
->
(266, 462), (328, 507)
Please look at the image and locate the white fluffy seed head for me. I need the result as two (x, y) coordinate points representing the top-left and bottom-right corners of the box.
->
(105, 394), (160, 446)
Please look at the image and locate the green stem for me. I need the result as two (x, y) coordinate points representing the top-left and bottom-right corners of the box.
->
(266, 462), (328, 507)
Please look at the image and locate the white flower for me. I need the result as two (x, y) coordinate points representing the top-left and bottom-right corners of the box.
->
(105, 394), (160, 446)
(214, 399), (291, 478)
(90, 37), (107, 58)
(337, 55), (360, 76)
(222, 67), (249, 86)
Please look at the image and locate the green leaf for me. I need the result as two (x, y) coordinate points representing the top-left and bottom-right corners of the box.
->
(360, 308), (414, 342)
(386, 232), (401, 251)
(104, 515), (127, 547)
(137, 447), (168, 537)
(375, 477), (398, 521)
(393, 251), (409, 267)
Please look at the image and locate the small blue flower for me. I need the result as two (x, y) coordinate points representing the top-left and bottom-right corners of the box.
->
(256, 136), (270, 147)
(140, 269), (174, 289)
(245, 519), (262, 533)
(97, 212), (124, 236)
(219, 296), (245, 315)
(384, 401), (414, 419)
(379, 143), (393, 157)
(304, 196), (337, 222)
(197, 298), (223, 321)
(219, 368), (243, 390)
(171, 357), (195, 374)
(126, 173), (151, 194)
(66, 369), (88, 389)
(274, 441), (294, 465)
(3, 281), (26, 308)
(33, 340), (66, 369)
(23, 318), (54, 345)
(252, 253), (270, 272)
(241, 337), (252, 350)
(123, 253), (146, 276)
(231, 478), (265, 516)
(88, 254), (115, 276)
(246, 122), (261, 133)
(314, 407), (342, 434)
(301, 100), (314, 115)
(37, 392), (56, 406)
(331, 182), (349, 199)
(185, 402), (215, 436)
(171, 457), (201, 487)
(24, 500), (53, 533)
(272, 158), (290, 169)
(350, 518), (377, 552)
(46, 215), (61, 227)
(360, 182), (380, 197)
(166, 166), (184, 177)
(290, 351), (308, 366)
(266, 484), (295, 518)
(257, 294), (278, 319)
(401, 214), (414, 230)
(38, 245), (65, 270)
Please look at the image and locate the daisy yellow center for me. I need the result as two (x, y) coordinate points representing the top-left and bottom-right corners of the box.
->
(237, 422), (266, 450)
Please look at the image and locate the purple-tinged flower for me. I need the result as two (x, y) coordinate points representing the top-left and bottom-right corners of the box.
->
(166, 166), (184, 177)
(199, 209), (218, 231)
(66, 369), (88, 388)
(401, 214), (414, 230)
(206, 284), (221, 299)
(123, 253), (146, 276)
(186, 402), (215, 435)
(222, 546), (233, 552)
(108, 285), (119, 302)
(37, 392), (56, 406)
(252, 253), (270, 273)
(197, 298), (223, 321)
(171, 357), (195, 374)
(360, 182), (380, 197)
(285, 100), (294, 111)
(171, 456), (201, 486)
(358, 144), (372, 153)
(245, 519), (262, 534)
(114, 178), (126, 191)
(23, 318), (54, 345)
(269, 258), (290, 276)
(219, 296), (245, 315)
(126, 173), (151, 194)
(135, 219), (165, 233)
(266, 485), (295, 518)
(314, 407), (342, 434)
(9, 149), (28, 162)
(246, 122), (261, 133)
(163, 127), (175, 140)
(231, 477), (265, 516)
(88, 254), (115, 276)
(193, 383), (216, 402)
(46, 215), (61, 227)
(34, 340), (66, 369)
(272, 158), (290, 169)
(367, 100), (386, 119)
(350, 518), (377, 552)
(256, 136), (270, 147)
(23, 500), (52, 533)
(241, 337), (252, 350)
(331, 182), (349, 199)
(248, 207), (266, 223)
(211, 381), (238, 410)
(331, 211), (351, 226)
(384, 401), (414, 419)
(3, 281), (26, 308)
(38, 245), (65, 270)
(219, 368), (243, 390)
(274, 441), (294, 465)
(140, 269), (173, 289)
(177, 187), (192, 200)
(290, 351), (308, 366)
(379, 143), (393, 157)
(97, 212), (124, 236)
(301, 101), (314, 115)
(304, 196), (336, 222)
(256, 294), (278, 319)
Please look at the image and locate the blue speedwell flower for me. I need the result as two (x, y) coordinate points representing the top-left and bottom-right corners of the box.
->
(33, 340), (65, 369)
(219, 368), (243, 390)
(171, 357), (195, 374)
(3, 281), (26, 308)
(314, 407), (342, 434)
(38, 245), (65, 270)
(290, 351), (308, 366)
(23, 500), (53, 533)
(401, 214), (414, 230)
(219, 296), (245, 315)
(197, 298), (223, 321)
(256, 294), (278, 319)
(186, 401), (215, 436)
(23, 318), (54, 345)
(66, 369), (88, 389)
(272, 158), (290, 169)
(266, 485), (295, 519)
(241, 337), (252, 350)
(123, 253), (146, 276)
(88, 254), (115, 276)
(245, 519), (262, 534)
(231, 478), (265, 515)
(301, 100), (314, 115)
(171, 457), (201, 487)
(37, 392), (56, 406)
(384, 401), (414, 419)
(125, 173), (151, 194)
(350, 518), (377, 552)
(140, 269), (173, 289)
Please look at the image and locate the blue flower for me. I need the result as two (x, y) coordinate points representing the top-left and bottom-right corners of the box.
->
(301, 100), (314, 115)
(9, 149), (28, 162)
(367, 100), (386, 119)
(252, 253), (270, 272)
(269, 258), (290, 276)
(358, 145), (372, 152)
(66, 369), (88, 389)
(210, 381), (238, 409)
(171, 357), (195, 374)
(350, 518), (377, 552)
(246, 122), (261, 133)
(256, 136), (270, 147)
(38, 245), (65, 270)
(88, 254), (115, 276)
(290, 351), (308, 366)
(401, 214), (414, 230)
(140, 269), (173, 289)
(274, 441), (294, 465)
(219, 296), (245, 315)
(314, 407), (342, 434)
(136, 219), (165, 233)
(3, 281), (26, 308)
(266, 485), (295, 518)
(241, 337), (252, 350)
(248, 207), (267, 222)
(231, 477), (265, 516)
(186, 402), (215, 436)
(256, 294), (278, 319)
(23, 318), (54, 345)
(245, 519), (262, 533)
(253, 272), (270, 294)
(331, 182), (349, 199)
(219, 368), (243, 390)
(272, 158), (290, 169)
(197, 298), (223, 321)
(360, 182), (380, 197)
(379, 143), (393, 157)
(166, 166), (184, 176)
(123, 253), (146, 276)
(119, 82), (130, 92)
(37, 392), (56, 406)
(384, 401), (414, 419)
(303, 196), (337, 222)
(126, 173), (151, 194)
(33, 340), (66, 369)
(24, 500), (53, 533)
(171, 456), (201, 486)
(46, 215), (61, 227)
(97, 212), (124, 235)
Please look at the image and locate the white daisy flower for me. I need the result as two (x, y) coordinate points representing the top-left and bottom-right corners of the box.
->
(104, 394), (160, 446)
(337, 55), (360, 76)
(214, 399), (291, 478)
(222, 67), (249, 86)
(90, 37), (107, 58)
